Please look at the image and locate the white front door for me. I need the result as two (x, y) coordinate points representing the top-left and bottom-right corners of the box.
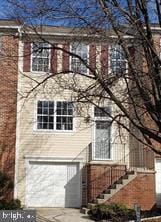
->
(26, 161), (81, 208)
(155, 159), (161, 206)
(94, 120), (111, 160)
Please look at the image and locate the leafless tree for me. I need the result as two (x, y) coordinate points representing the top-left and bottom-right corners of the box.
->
(4, 0), (161, 154)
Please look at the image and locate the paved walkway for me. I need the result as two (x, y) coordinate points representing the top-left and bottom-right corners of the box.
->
(36, 208), (94, 222)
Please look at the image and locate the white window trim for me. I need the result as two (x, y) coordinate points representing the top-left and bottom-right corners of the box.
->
(108, 45), (128, 75)
(30, 42), (51, 74)
(92, 106), (112, 161)
(33, 99), (76, 134)
(70, 42), (89, 75)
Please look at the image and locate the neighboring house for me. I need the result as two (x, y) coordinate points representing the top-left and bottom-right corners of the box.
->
(0, 20), (19, 199)
(0, 20), (160, 210)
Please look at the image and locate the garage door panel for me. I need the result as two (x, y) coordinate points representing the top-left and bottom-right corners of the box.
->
(26, 161), (81, 208)
(65, 199), (80, 208)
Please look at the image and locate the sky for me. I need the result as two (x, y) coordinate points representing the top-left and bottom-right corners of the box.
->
(0, 0), (16, 20)
(0, 0), (158, 26)
(0, 0), (103, 28)
(0, 1), (8, 19)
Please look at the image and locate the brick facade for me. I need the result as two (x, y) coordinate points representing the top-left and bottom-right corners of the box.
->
(82, 165), (88, 206)
(87, 164), (156, 211)
(87, 164), (126, 203)
(107, 172), (156, 211)
(0, 34), (18, 199)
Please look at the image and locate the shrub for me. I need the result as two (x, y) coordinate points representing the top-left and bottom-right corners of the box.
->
(0, 171), (14, 198)
(0, 171), (11, 189)
(88, 203), (135, 221)
(0, 171), (21, 210)
(0, 199), (21, 210)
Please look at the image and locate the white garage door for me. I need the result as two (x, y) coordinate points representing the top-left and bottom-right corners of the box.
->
(155, 159), (161, 206)
(26, 161), (81, 208)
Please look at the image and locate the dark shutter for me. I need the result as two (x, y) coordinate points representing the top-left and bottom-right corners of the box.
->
(50, 45), (57, 74)
(89, 44), (96, 75)
(128, 46), (135, 59)
(62, 43), (70, 72)
(23, 42), (31, 72)
(101, 44), (108, 75)
(128, 46), (135, 74)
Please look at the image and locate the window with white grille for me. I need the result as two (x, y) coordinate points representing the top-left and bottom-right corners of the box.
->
(110, 45), (127, 75)
(37, 101), (73, 131)
(94, 106), (111, 160)
(32, 42), (50, 72)
(71, 42), (88, 74)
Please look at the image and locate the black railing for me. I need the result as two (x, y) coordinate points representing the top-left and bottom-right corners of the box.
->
(86, 142), (155, 203)
(87, 142), (154, 170)
(71, 142), (155, 205)
(87, 164), (127, 202)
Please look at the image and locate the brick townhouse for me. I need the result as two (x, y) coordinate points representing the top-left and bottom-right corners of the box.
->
(0, 20), (161, 210)
(0, 20), (19, 199)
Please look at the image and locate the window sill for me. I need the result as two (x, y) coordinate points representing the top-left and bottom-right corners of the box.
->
(33, 129), (75, 135)
(30, 71), (51, 75)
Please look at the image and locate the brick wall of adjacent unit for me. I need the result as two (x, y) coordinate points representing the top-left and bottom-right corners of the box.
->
(87, 164), (156, 211)
(107, 171), (156, 211)
(0, 34), (18, 199)
(87, 164), (127, 203)
(82, 165), (88, 206)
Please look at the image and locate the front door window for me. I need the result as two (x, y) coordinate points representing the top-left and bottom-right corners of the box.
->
(94, 107), (111, 160)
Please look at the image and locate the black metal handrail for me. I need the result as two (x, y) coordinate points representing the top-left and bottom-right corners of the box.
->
(87, 164), (127, 202)
(86, 142), (154, 203)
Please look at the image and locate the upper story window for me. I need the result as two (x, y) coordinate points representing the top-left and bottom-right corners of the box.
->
(71, 42), (88, 74)
(110, 45), (127, 75)
(37, 101), (74, 131)
(32, 42), (50, 72)
(94, 107), (111, 118)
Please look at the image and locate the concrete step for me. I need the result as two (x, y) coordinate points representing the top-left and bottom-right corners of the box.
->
(80, 207), (90, 214)
(127, 170), (135, 175)
(99, 193), (111, 200)
(96, 198), (106, 204)
(121, 174), (128, 179)
(95, 171), (137, 204)
(115, 178), (123, 184)
(103, 189), (111, 194)
(87, 203), (96, 210)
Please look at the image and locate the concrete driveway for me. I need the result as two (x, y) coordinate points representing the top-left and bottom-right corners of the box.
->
(36, 208), (94, 222)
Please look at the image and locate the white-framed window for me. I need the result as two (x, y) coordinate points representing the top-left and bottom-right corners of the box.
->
(32, 42), (50, 72)
(94, 106), (111, 118)
(37, 101), (74, 131)
(71, 42), (88, 74)
(109, 44), (127, 75)
(93, 106), (111, 160)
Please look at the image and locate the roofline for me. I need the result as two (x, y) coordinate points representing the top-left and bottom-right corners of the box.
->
(151, 26), (161, 31)
(21, 30), (96, 37)
(0, 25), (20, 29)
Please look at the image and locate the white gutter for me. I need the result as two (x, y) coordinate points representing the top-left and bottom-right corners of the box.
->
(0, 25), (21, 29)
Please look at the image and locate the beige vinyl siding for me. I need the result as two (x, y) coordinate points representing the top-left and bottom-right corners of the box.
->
(18, 94), (92, 158)
(15, 40), (130, 205)
(16, 75), (93, 204)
